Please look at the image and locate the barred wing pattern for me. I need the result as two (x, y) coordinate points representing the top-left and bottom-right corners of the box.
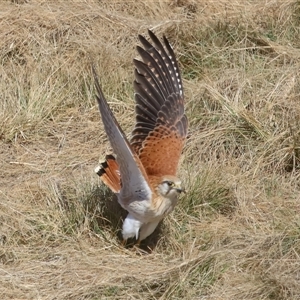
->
(131, 30), (188, 176)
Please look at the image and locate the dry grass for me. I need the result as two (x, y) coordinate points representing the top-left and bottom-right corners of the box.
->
(1, 0), (300, 299)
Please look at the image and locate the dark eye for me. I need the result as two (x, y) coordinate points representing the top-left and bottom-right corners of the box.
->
(166, 181), (174, 187)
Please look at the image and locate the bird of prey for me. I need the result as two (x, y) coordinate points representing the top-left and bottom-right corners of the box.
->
(93, 30), (188, 245)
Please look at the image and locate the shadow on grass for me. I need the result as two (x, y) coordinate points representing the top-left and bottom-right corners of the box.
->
(80, 184), (164, 252)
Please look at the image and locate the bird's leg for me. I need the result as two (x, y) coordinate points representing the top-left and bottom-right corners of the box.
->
(121, 239), (127, 246)
(135, 239), (141, 248)
(133, 240), (151, 255)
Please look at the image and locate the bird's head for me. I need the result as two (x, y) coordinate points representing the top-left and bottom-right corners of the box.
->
(157, 175), (185, 198)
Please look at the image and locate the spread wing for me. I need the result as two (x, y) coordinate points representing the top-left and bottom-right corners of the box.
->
(92, 66), (152, 206)
(130, 30), (188, 176)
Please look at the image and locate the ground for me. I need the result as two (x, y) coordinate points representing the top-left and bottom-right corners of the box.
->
(1, 0), (300, 299)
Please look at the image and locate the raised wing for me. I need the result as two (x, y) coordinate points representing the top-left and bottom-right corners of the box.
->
(92, 66), (152, 206)
(130, 30), (188, 176)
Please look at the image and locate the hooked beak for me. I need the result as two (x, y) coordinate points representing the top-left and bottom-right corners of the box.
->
(172, 181), (186, 194)
(176, 187), (186, 194)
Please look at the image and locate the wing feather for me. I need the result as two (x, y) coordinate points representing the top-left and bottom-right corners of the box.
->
(139, 93), (187, 176)
(92, 66), (152, 206)
(135, 47), (171, 99)
(133, 72), (164, 109)
(130, 30), (188, 175)
(133, 59), (167, 109)
(139, 30), (182, 95)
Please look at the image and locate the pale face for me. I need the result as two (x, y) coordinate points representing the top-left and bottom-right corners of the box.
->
(158, 175), (185, 197)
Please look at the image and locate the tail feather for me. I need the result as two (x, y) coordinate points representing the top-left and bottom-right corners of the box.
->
(95, 155), (121, 193)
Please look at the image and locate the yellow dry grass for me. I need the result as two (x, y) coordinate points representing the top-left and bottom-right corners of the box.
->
(1, 0), (300, 299)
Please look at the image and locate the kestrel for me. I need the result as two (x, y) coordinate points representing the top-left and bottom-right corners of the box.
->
(93, 30), (188, 245)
